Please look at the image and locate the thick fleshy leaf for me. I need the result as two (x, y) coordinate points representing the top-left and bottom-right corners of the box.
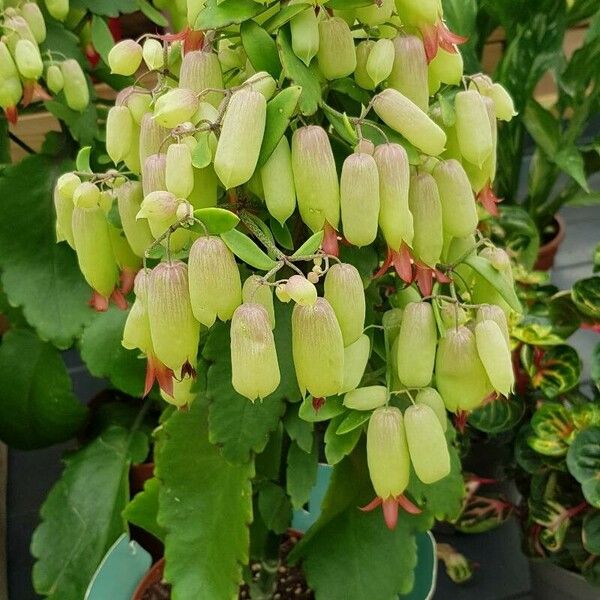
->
(527, 402), (576, 457)
(567, 427), (600, 507)
(31, 425), (148, 600)
(469, 396), (526, 434)
(195, 0), (263, 29)
(493, 205), (541, 271)
(90, 16), (114, 65)
(583, 511), (600, 555)
(287, 440), (318, 510)
(155, 402), (254, 599)
(258, 482), (292, 534)
(572, 277), (600, 320)
(193, 207), (240, 234)
(123, 477), (166, 542)
(70, 0), (137, 16)
(291, 230), (324, 258)
(221, 229), (278, 271)
(324, 414), (362, 465)
(522, 344), (582, 398)
(0, 329), (87, 449)
(241, 20), (282, 79)
(299, 395), (345, 423)
(284, 406), (314, 453)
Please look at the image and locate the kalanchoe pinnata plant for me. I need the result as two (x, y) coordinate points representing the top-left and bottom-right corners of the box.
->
(46, 0), (526, 596)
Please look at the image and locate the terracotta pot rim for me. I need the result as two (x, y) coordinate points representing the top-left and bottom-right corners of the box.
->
(534, 214), (566, 271)
(540, 214), (566, 249)
(131, 557), (165, 600)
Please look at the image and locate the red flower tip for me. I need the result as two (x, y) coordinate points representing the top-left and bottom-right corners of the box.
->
(89, 291), (109, 312)
(184, 29), (204, 54)
(421, 21), (468, 63)
(477, 183), (502, 217)
(4, 106), (18, 125)
(374, 245), (415, 283)
(312, 396), (325, 412)
(322, 222), (340, 257)
(119, 268), (138, 296)
(454, 410), (469, 433)
(110, 288), (128, 310)
(414, 262), (434, 296)
(21, 81), (35, 108)
(360, 494), (421, 530)
(145, 355), (174, 397)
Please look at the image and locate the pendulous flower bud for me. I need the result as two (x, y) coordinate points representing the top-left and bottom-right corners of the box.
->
(73, 181), (100, 208)
(14, 39), (43, 80)
(435, 326), (493, 412)
(161, 375), (197, 407)
(137, 191), (190, 252)
(188, 235), (242, 326)
(340, 152), (380, 247)
(354, 41), (376, 90)
(60, 59), (89, 112)
(54, 173), (80, 247)
(106, 105), (134, 164)
(116, 181), (153, 257)
(356, 0), (394, 25)
(366, 38), (395, 87)
(147, 261), (200, 375)
(487, 83), (517, 122)
(374, 143), (413, 250)
(409, 173), (444, 267)
(244, 71), (277, 100)
(44, 0), (69, 22)
(285, 275), (318, 307)
(21, 3), (46, 44)
(188, 163), (218, 209)
(166, 143), (194, 198)
(290, 1), (319, 66)
(213, 87), (266, 189)
(475, 320), (514, 397)
(139, 113), (170, 165)
(179, 50), (224, 108)
(455, 90), (493, 168)
(373, 88), (446, 156)
(142, 153), (167, 196)
(476, 304), (510, 346)
(340, 334), (370, 394)
(231, 303), (280, 401)
(118, 87), (152, 125)
(367, 407), (410, 499)
(142, 38), (164, 72)
(242, 275), (275, 328)
(108, 40), (143, 76)
(415, 387), (447, 431)
(394, 0), (439, 25)
(260, 136), (297, 225)
(324, 263), (365, 346)
(432, 159), (478, 238)
(46, 64), (64, 94)
(292, 297), (344, 398)
(387, 35), (429, 111)
(291, 126), (340, 232)
(122, 270), (153, 355)
(404, 403), (450, 483)
(428, 49), (463, 94)
(317, 16), (356, 80)
(153, 88), (199, 129)
(396, 302), (437, 388)
(344, 385), (388, 411)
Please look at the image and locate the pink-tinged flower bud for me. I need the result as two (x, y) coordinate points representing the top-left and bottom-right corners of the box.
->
(46, 64), (64, 93)
(366, 38), (394, 86)
(73, 181), (100, 208)
(344, 385), (388, 411)
(72, 205), (119, 298)
(108, 224), (141, 273)
(475, 320), (514, 397)
(340, 152), (380, 247)
(161, 374), (197, 407)
(15, 39), (43, 80)
(428, 49), (463, 94)
(214, 88), (266, 189)
(480, 246), (512, 278)
(382, 308), (404, 346)
(44, 0), (69, 22)
(122, 270), (153, 355)
(387, 35), (429, 111)
(355, 41), (376, 90)
(324, 263), (365, 345)
(476, 304), (510, 346)
(455, 90), (493, 168)
(116, 181), (153, 257)
(487, 83), (517, 122)
(291, 126), (340, 232)
(142, 38), (164, 71)
(432, 159), (478, 238)
(180, 50), (224, 108)
(188, 235), (242, 326)
(3, 16), (36, 52)
(373, 88), (446, 155)
(435, 326), (493, 412)
(275, 284), (291, 303)
(415, 387), (447, 431)
(166, 143), (194, 198)
(139, 113), (170, 165)
(356, 0), (394, 25)
(374, 143), (413, 250)
(153, 88), (199, 129)
(292, 297), (345, 398)
(394, 0), (440, 26)
(21, 3), (46, 44)
(340, 334), (370, 394)
(55, 172), (80, 201)
(106, 106), (134, 164)
(396, 302), (437, 388)
(243, 275), (275, 329)
(290, 1), (319, 66)
(142, 153), (167, 196)
(188, 165), (218, 209)
(147, 261), (199, 374)
(405, 403), (450, 483)
(260, 136), (296, 225)
(117, 87), (152, 125)
(483, 95), (497, 182)
(244, 71), (277, 100)
(409, 173), (443, 267)
(231, 303), (280, 401)
(108, 40), (143, 76)
(367, 407), (410, 499)
(317, 16), (356, 80)
(54, 174), (80, 247)
(285, 275), (318, 307)
(137, 191), (190, 252)
(60, 59), (89, 112)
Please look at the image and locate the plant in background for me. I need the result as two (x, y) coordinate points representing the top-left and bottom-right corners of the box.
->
(0, 0), (535, 598)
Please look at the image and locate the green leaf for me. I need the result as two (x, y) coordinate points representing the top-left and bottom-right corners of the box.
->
(270, 216), (294, 250)
(299, 395), (345, 422)
(123, 477), (166, 542)
(463, 254), (522, 313)
(524, 99), (560, 157)
(45, 99), (99, 147)
(196, 0), (263, 29)
(325, 0), (372, 7)
(287, 440), (318, 510)
(80, 307), (146, 397)
(0, 154), (92, 347)
(324, 414), (362, 465)
(221, 228), (278, 271)
(322, 103), (359, 146)
(495, 205), (540, 271)
(71, 0), (138, 16)
(41, 19), (87, 67)
(583, 511), (600, 555)
(441, 0), (479, 71)
(469, 396), (525, 434)
(276, 27), (322, 116)
(289, 445), (422, 600)
(592, 342), (600, 391)
(0, 329), (86, 449)
(283, 406), (314, 453)
(91, 16), (114, 65)
(336, 410), (371, 435)
(263, 3), (311, 33)
(155, 402), (254, 599)
(136, 0), (169, 26)
(291, 230), (324, 258)
(241, 20), (282, 79)
(527, 401), (576, 456)
(32, 425), (148, 600)
(257, 85), (302, 168)
(258, 482), (292, 534)
(555, 146), (590, 191)
(572, 277), (600, 320)
(193, 207), (240, 234)
(567, 427), (600, 507)
(523, 345), (582, 399)
(329, 77), (371, 106)
(75, 145), (92, 173)
(191, 133), (212, 168)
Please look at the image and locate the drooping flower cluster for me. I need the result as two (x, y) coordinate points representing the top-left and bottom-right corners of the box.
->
(54, 0), (520, 528)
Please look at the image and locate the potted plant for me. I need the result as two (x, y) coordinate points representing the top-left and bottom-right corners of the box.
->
(0, 0), (538, 598)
